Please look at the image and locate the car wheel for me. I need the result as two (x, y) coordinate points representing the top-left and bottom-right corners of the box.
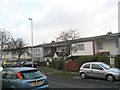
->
(107, 75), (115, 82)
(80, 73), (86, 79)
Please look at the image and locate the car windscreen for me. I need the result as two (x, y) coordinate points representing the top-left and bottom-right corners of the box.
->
(99, 63), (111, 70)
(22, 70), (44, 79)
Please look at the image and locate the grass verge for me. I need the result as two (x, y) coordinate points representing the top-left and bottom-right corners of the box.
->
(38, 67), (53, 73)
(52, 72), (79, 77)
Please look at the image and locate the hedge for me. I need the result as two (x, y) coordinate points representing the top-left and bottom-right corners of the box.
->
(52, 59), (64, 70)
(115, 55), (120, 68)
(76, 55), (110, 68)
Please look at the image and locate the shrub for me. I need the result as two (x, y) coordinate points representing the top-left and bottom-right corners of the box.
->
(52, 59), (64, 70)
(76, 55), (110, 68)
(76, 56), (95, 68)
(115, 55), (120, 68)
(97, 55), (109, 64)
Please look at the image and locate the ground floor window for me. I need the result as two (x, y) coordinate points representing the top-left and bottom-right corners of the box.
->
(110, 57), (114, 65)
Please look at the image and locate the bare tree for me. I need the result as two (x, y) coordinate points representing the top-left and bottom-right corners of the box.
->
(0, 29), (11, 59)
(8, 38), (26, 60)
(56, 29), (80, 41)
(56, 29), (80, 59)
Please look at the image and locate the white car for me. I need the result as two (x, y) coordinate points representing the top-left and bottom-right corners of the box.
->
(0, 64), (3, 72)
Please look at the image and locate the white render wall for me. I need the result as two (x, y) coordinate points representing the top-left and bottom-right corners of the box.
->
(71, 41), (94, 56)
(33, 47), (43, 58)
(94, 38), (118, 56)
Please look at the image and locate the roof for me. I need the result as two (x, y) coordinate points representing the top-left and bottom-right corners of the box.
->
(34, 41), (65, 48)
(71, 33), (120, 43)
(4, 67), (37, 73)
(34, 32), (120, 48)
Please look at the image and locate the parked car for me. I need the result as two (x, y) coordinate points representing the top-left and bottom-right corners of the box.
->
(2, 60), (17, 67)
(0, 67), (49, 89)
(0, 64), (3, 72)
(18, 61), (39, 68)
(79, 62), (120, 82)
(0, 60), (3, 65)
(11, 61), (24, 67)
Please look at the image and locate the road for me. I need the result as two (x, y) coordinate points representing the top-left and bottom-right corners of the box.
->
(47, 74), (120, 89)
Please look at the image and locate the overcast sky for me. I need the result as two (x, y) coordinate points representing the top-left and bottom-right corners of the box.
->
(0, 0), (118, 46)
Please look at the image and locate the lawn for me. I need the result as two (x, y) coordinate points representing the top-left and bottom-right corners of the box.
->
(52, 72), (79, 77)
(38, 67), (53, 73)
(38, 67), (79, 77)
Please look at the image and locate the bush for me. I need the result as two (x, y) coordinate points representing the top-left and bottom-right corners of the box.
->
(97, 55), (109, 64)
(52, 59), (64, 70)
(76, 56), (95, 68)
(76, 55), (110, 68)
(115, 55), (120, 68)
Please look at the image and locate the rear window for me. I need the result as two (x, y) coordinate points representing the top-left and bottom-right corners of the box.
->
(83, 64), (90, 68)
(22, 70), (44, 79)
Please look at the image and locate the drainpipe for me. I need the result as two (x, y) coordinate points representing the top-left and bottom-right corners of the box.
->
(92, 40), (95, 55)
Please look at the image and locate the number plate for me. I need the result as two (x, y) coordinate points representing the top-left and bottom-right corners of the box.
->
(31, 81), (42, 85)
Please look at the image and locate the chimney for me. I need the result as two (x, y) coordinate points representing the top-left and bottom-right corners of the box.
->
(51, 41), (55, 43)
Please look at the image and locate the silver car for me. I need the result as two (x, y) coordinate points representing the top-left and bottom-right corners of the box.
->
(79, 62), (120, 82)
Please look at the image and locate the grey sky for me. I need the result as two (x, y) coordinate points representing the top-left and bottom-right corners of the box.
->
(0, 0), (118, 45)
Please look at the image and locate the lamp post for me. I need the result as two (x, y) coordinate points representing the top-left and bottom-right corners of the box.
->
(28, 18), (34, 68)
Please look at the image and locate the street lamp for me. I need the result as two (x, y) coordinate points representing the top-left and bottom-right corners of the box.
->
(28, 18), (34, 68)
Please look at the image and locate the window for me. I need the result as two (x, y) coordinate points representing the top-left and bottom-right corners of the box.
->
(92, 64), (103, 70)
(1, 70), (7, 78)
(78, 44), (84, 50)
(110, 58), (115, 65)
(97, 42), (103, 50)
(56, 46), (66, 52)
(2, 70), (17, 79)
(83, 64), (90, 68)
(5, 70), (14, 79)
(22, 70), (44, 79)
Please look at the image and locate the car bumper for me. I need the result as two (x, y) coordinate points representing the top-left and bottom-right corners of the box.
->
(29, 84), (49, 90)
(115, 75), (120, 80)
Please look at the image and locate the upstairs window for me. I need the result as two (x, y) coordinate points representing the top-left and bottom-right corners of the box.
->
(97, 42), (103, 50)
(78, 44), (84, 50)
(72, 44), (85, 53)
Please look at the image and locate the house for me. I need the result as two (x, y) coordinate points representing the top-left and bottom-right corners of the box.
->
(33, 41), (70, 62)
(2, 46), (31, 61)
(2, 32), (120, 65)
(68, 32), (120, 65)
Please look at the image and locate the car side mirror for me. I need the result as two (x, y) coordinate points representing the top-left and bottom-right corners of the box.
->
(100, 68), (104, 70)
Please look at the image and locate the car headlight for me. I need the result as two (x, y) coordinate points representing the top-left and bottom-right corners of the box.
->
(116, 72), (120, 76)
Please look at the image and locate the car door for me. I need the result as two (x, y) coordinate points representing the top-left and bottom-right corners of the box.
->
(81, 64), (91, 76)
(2, 70), (21, 88)
(90, 64), (105, 78)
(1, 70), (11, 88)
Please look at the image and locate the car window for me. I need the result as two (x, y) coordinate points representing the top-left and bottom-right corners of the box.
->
(92, 64), (103, 70)
(1, 70), (7, 78)
(5, 70), (17, 79)
(99, 63), (111, 70)
(22, 70), (44, 79)
(5, 70), (14, 79)
(25, 62), (29, 64)
(83, 64), (90, 68)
